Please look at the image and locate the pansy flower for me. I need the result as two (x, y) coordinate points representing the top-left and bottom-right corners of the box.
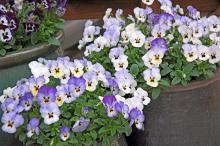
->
(60, 126), (70, 141)
(1, 98), (19, 114)
(0, 15), (9, 26)
(19, 92), (34, 112)
(102, 95), (119, 118)
(36, 86), (56, 106)
(1, 112), (24, 134)
(130, 30), (145, 48)
(0, 27), (12, 43)
(112, 55), (128, 71)
(134, 7), (147, 23)
(182, 44), (198, 62)
(142, 0), (154, 5)
(129, 108), (145, 130)
(134, 88), (151, 106)
(27, 118), (40, 138)
(40, 102), (60, 125)
(23, 22), (39, 35)
(6, 12), (19, 31)
(109, 47), (125, 62)
(209, 45), (220, 64)
(72, 117), (90, 133)
(198, 45), (210, 61)
(56, 84), (76, 104)
(143, 67), (161, 87)
(69, 59), (85, 78)
(83, 72), (98, 92)
(208, 16), (220, 33)
(68, 77), (86, 98)
(29, 76), (46, 96)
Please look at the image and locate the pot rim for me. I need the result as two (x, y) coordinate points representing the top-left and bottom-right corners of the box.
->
(168, 67), (220, 93)
(0, 30), (64, 69)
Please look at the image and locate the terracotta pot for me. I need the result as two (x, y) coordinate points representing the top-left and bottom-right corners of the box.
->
(128, 68), (220, 146)
(0, 31), (64, 146)
(29, 135), (127, 146)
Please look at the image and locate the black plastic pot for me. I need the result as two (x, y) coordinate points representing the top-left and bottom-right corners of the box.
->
(128, 68), (220, 146)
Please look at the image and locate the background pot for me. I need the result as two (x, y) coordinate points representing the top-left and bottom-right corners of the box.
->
(128, 68), (220, 146)
(0, 31), (64, 146)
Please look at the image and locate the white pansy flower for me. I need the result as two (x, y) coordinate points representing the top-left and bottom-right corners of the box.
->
(209, 45), (220, 64)
(130, 31), (145, 48)
(198, 45), (210, 61)
(182, 44), (199, 62)
(134, 88), (151, 106)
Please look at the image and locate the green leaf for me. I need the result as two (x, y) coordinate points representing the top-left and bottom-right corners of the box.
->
(206, 70), (214, 79)
(0, 49), (6, 56)
(171, 77), (181, 85)
(159, 79), (170, 87)
(161, 67), (171, 76)
(183, 63), (194, 74)
(151, 88), (161, 100)
(54, 21), (65, 29)
(130, 64), (139, 76)
(48, 37), (61, 46)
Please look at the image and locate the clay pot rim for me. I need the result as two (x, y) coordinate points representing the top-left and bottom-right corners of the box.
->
(0, 30), (64, 69)
(168, 67), (220, 93)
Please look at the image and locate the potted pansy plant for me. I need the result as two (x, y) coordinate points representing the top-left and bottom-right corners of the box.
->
(0, 57), (146, 146)
(0, 0), (67, 94)
(78, 0), (220, 145)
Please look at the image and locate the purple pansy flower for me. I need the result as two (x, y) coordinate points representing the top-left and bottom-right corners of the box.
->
(40, 102), (60, 125)
(68, 77), (86, 98)
(60, 126), (70, 141)
(23, 22), (39, 35)
(36, 86), (56, 106)
(12, 84), (29, 100)
(1, 112), (24, 134)
(151, 38), (168, 53)
(72, 117), (90, 133)
(129, 108), (145, 130)
(19, 92), (34, 112)
(27, 118), (40, 138)
(1, 98), (19, 113)
(102, 95), (119, 118)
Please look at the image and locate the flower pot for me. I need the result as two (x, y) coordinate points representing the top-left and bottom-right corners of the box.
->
(29, 135), (127, 146)
(128, 68), (220, 146)
(0, 31), (64, 146)
(0, 31), (64, 95)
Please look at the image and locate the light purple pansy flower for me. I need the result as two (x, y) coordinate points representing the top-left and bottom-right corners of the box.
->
(60, 126), (70, 141)
(83, 72), (98, 92)
(68, 77), (86, 98)
(1, 112), (24, 134)
(40, 102), (60, 125)
(27, 118), (40, 138)
(72, 117), (90, 133)
(109, 47), (125, 61)
(56, 84), (76, 104)
(1, 98), (19, 113)
(29, 76), (46, 96)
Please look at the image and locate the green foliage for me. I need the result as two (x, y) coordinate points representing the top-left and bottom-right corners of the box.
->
(0, 2), (64, 56)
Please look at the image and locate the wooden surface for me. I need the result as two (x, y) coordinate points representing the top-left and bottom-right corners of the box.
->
(64, 0), (140, 20)
(64, 0), (220, 20)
